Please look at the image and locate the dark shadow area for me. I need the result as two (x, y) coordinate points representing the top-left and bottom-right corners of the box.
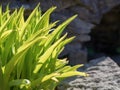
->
(85, 5), (120, 65)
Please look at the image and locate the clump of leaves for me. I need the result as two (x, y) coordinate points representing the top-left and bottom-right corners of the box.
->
(0, 4), (88, 90)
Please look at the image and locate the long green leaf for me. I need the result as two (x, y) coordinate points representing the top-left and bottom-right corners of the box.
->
(33, 7), (56, 33)
(33, 34), (67, 73)
(44, 15), (77, 48)
(31, 73), (59, 87)
(19, 4), (40, 40)
(0, 30), (12, 44)
(57, 71), (88, 78)
(4, 36), (46, 82)
(0, 62), (3, 90)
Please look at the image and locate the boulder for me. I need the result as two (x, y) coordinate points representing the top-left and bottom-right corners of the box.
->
(57, 57), (120, 90)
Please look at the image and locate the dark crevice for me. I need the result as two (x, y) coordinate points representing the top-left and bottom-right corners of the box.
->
(85, 5), (120, 65)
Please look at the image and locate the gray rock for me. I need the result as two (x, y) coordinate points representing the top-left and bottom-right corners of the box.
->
(59, 42), (87, 65)
(3, 0), (120, 24)
(51, 12), (94, 35)
(75, 35), (91, 42)
(69, 17), (95, 34)
(40, 0), (76, 11)
(57, 57), (120, 90)
(99, 0), (120, 14)
(69, 47), (87, 65)
(69, 5), (102, 24)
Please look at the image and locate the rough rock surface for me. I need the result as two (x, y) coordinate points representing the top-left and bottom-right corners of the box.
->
(57, 57), (120, 90)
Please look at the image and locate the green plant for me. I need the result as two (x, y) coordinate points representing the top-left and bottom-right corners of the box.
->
(0, 4), (88, 90)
